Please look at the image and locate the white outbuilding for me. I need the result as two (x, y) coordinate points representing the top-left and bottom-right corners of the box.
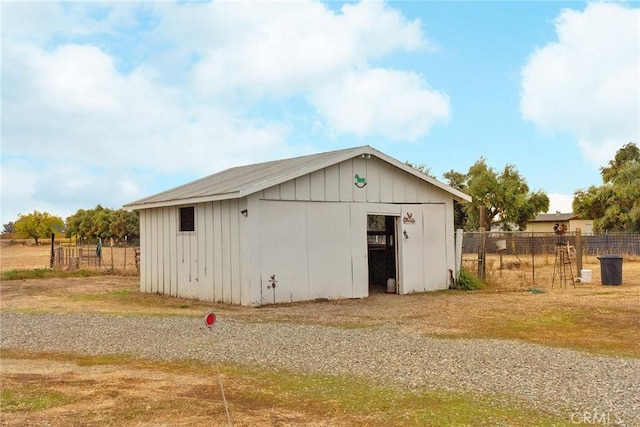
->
(124, 146), (471, 306)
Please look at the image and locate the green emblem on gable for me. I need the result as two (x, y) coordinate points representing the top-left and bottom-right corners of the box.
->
(354, 174), (367, 188)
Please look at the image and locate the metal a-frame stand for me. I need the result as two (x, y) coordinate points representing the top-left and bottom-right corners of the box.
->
(552, 242), (576, 288)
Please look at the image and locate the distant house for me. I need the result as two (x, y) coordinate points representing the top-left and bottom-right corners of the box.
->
(526, 213), (593, 235)
(124, 145), (471, 306)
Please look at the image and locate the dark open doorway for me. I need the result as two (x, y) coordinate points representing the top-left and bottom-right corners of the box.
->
(367, 215), (397, 294)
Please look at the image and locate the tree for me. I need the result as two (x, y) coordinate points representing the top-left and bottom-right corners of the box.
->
(65, 209), (91, 240)
(573, 142), (640, 232)
(443, 158), (549, 231)
(440, 170), (468, 230)
(2, 221), (14, 235)
(90, 205), (112, 239)
(13, 211), (64, 244)
(109, 209), (139, 241)
(66, 206), (139, 241)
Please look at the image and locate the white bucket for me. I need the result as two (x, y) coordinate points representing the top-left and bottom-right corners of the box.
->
(581, 269), (592, 284)
(386, 278), (396, 293)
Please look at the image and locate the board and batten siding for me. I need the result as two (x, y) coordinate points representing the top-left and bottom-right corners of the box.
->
(138, 198), (247, 305)
(246, 156), (456, 304)
(259, 156), (452, 204)
(248, 199), (368, 305)
(138, 155), (457, 306)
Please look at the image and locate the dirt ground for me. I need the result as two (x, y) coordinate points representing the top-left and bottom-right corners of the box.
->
(2, 245), (639, 331)
(2, 245), (640, 426)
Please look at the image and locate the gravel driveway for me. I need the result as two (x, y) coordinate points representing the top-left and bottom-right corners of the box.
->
(2, 313), (639, 425)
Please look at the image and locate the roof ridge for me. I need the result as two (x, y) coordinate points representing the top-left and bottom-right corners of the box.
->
(124, 145), (470, 210)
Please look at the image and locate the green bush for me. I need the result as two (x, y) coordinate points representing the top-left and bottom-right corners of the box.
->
(454, 268), (485, 291)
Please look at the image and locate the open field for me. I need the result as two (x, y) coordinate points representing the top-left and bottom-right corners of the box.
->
(0, 242), (138, 272)
(462, 251), (640, 290)
(1, 244), (639, 426)
(1, 348), (576, 427)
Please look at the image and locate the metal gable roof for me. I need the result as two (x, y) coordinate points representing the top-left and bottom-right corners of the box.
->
(124, 145), (471, 210)
(530, 213), (578, 222)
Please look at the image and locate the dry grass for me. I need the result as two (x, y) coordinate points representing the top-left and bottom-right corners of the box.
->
(1, 244), (639, 426)
(0, 242), (138, 273)
(2, 244), (639, 358)
(464, 251), (639, 289)
(1, 350), (571, 427)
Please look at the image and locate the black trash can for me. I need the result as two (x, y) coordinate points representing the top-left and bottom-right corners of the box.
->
(598, 255), (623, 285)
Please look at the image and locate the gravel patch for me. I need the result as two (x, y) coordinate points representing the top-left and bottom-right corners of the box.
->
(1, 313), (639, 424)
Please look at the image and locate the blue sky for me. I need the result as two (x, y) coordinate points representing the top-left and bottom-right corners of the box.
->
(1, 0), (639, 225)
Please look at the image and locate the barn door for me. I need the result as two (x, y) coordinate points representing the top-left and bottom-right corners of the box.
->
(259, 201), (309, 304)
(367, 215), (398, 293)
(258, 200), (358, 304)
(398, 205), (424, 294)
(398, 204), (448, 293)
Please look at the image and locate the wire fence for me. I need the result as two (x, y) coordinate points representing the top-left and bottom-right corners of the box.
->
(462, 232), (640, 257)
(51, 239), (140, 272)
(461, 232), (640, 289)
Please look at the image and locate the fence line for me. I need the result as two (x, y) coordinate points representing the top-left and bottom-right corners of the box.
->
(460, 231), (639, 288)
(52, 243), (140, 272)
(53, 247), (101, 270)
(462, 232), (640, 257)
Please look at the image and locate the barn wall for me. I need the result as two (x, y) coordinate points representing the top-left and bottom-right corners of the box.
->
(139, 155), (459, 306)
(246, 156), (457, 304)
(249, 199), (453, 304)
(139, 209), (149, 293)
(258, 156), (451, 204)
(138, 199), (248, 305)
(139, 207), (177, 296)
(248, 199), (368, 305)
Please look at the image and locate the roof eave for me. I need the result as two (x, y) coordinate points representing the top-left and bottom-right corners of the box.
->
(365, 146), (473, 203)
(124, 192), (241, 211)
(124, 144), (473, 209)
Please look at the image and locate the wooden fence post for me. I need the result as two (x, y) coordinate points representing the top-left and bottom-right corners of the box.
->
(478, 206), (486, 281)
(478, 231), (486, 281)
(576, 228), (582, 273)
(124, 236), (127, 271)
(49, 233), (55, 268)
(530, 232), (535, 287)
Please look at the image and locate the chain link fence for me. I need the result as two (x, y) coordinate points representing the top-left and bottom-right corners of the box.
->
(463, 232), (640, 257)
(461, 232), (640, 289)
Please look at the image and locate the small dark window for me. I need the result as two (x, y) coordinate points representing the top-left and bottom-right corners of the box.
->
(179, 207), (195, 232)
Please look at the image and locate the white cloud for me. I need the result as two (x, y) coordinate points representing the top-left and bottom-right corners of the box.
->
(1, 34), (292, 223)
(31, 44), (122, 113)
(1, 2), (71, 44)
(309, 68), (450, 140)
(188, 2), (358, 97)
(2, 41), (290, 173)
(1, 160), (150, 223)
(547, 193), (574, 214)
(520, 2), (640, 166)
(0, 161), (39, 215)
(181, 0), (430, 99)
(1, 2), (147, 46)
(1, 0), (446, 223)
